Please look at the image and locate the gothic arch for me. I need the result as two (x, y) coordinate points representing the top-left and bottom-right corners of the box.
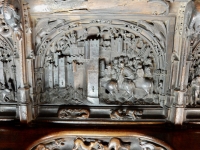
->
(34, 18), (169, 106)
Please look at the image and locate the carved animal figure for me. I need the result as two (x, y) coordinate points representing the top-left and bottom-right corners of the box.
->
(35, 138), (65, 150)
(58, 109), (89, 119)
(98, 138), (130, 150)
(108, 138), (130, 150)
(73, 137), (99, 150)
(122, 80), (135, 100)
(110, 109), (125, 120)
(134, 78), (153, 95)
(104, 79), (119, 95)
(134, 69), (153, 95)
(103, 78), (136, 100)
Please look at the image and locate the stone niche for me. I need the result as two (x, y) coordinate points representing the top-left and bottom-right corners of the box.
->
(0, 0), (200, 125)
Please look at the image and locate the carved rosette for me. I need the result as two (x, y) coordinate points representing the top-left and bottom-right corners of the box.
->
(35, 18), (169, 107)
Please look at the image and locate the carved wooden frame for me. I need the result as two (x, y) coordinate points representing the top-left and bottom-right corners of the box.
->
(27, 130), (173, 150)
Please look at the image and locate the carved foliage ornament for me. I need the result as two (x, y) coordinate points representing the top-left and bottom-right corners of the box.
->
(35, 19), (169, 106)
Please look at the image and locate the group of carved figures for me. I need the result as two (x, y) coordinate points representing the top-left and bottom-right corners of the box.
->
(100, 56), (154, 102)
(33, 16), (168, 105)
(35, 137), (165, 150)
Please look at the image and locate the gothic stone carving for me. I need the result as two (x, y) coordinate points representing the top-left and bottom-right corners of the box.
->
(186, 1), (200, 106)
(35, 18), (169, 107)
(0, 29), (17, 103)
(58, 108), (90, 119)
(2, 0), (200, 125)
(0, 0), (22, 39)
(110, 109), (143, 120)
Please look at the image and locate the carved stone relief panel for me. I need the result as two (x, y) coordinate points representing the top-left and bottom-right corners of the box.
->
(1, 0), (200, 125)
(30, 14), (176, 123)
(34, 18), (172, 107)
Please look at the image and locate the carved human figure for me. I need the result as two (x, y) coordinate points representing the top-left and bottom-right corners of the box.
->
(111, 58), (120, 79)
(0, 1), (22, 39)
(144, 66), (152, 78)
(191, 76), (200, 105)
(134, 69), (153, 95)
(0, 19), (12, 37)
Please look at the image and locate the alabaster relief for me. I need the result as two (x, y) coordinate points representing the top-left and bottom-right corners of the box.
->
(32, 136), (168, 150)
(35, 19), (169, 106)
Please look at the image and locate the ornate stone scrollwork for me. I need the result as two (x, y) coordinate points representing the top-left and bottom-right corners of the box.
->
(34, 18), (169, 107)
(58, 108), (90, 119)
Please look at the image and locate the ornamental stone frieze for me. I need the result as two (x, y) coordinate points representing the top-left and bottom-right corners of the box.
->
(0, 0), (200, 126)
